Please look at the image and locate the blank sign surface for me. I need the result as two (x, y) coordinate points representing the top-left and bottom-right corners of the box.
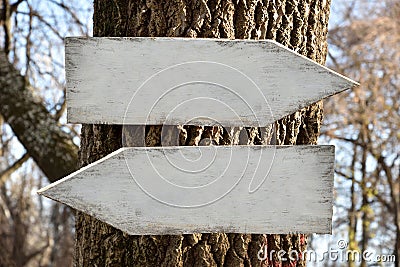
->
(37, 37), (356, 235)
(38, 145), (334, 235)
(65, 37), (358, 126)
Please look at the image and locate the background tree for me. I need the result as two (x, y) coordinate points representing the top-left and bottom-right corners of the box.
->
(75, 0), (332, 266)
(0, 0), (91, 265)
(321, 0), (399, 266)
(5, 0), (397, 266)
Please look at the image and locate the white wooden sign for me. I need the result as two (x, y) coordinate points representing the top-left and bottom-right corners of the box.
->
(38, 37), (359, 235)
(65, 37), (358, 126)
(38, 145), (334, 234)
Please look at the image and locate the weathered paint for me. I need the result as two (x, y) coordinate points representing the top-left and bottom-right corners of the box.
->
(66, 37), (358, 126)
(38, 145), (334, 235)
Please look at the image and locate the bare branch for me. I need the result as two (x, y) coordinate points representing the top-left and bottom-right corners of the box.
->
(0, 50), (79, 182)
(0, 153), (30, 186)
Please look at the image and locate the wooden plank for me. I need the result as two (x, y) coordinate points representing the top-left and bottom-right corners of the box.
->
(38, 145), (334, 234)
(65, 37), (358, 126)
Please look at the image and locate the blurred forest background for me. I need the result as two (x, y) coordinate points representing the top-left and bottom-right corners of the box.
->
(0, 0), (398, 266)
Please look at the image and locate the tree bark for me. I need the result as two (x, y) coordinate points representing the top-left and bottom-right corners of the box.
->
(0, 50), (79, 183)
(75, 0), (331, 266)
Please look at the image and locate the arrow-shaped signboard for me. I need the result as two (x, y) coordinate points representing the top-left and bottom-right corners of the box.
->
(39, 37), (358, 235)
(39, 145), (334, 234)
(65, 37), (356, 126)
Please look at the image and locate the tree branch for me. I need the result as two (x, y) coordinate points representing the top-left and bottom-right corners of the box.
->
(0, 153), (30, 186)
(0, 50), (78, 182)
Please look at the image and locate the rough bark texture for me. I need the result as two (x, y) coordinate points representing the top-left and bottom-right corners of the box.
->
(0, 50), (79, 183)
(76, 0), (330, 266)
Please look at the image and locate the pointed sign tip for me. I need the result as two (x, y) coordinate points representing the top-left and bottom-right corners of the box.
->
(37, 175), (69, 197)
(36, 188), (45, 195)
(37, 183), (53, 196)
(36, 186), (61, 205)
(37, 182), (62, 200)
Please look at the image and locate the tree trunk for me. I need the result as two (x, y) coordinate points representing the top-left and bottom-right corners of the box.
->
(75, 0), (331, 266)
